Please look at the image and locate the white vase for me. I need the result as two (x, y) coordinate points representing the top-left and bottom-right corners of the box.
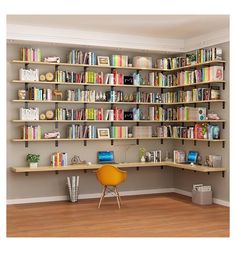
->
(29, 162), (38, 168)
(140, 156), (145, 162)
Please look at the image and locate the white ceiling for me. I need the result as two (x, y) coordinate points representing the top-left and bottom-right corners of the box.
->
(7, 15), (229, 40)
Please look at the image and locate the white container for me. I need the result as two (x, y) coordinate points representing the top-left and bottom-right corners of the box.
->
(29, 162), (38, 168)
(133, 56), (152, 68)
(192, 190), (213, 205)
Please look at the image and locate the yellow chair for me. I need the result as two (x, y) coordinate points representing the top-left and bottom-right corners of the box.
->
(96, 165), (127, 208)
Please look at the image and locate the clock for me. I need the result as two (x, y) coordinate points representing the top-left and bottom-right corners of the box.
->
(39, 113), (46, 120)
(45, 72), (54, 82)
(45, 110), (54, 120)
(39, 74), (46, 81)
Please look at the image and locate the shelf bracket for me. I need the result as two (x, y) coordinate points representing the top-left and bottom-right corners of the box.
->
(208, 102), (211, 110)
(25, 172), (29, 176)
(84, 140), (87, 146)
(55, 171), (59, 175)
(194, 141), (197, 146)
(84, 169), (87, 173)
(182, 140), (184, 145)
(222, 122), (225, 129)
(25, 141), (28, 148)
(161, 139), (163, 144)
(136, 167), (139, 171)
(222, 102), (225, 109)
(222, 141), (225, 148)
(111, 140), (114, 146)
(222, 171), (225, 178)
(194, 103), (196, 108)
(208, 141), (210, 147)
(55, 140), (58, 147)
(223, 83), (225, 90)
(207, 172), (210, 175)
(161, 166), (163, 170)
(136, 139), (139, 145)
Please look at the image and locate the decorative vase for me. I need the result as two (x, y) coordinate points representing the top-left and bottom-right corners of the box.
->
(140, 156), (145, 162)
(29, 162), (38, 168)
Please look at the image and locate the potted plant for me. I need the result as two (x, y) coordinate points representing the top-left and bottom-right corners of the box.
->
(139, 148), (146, 162)
(187, 53), (196, 65)
(26, 154), (40, 168)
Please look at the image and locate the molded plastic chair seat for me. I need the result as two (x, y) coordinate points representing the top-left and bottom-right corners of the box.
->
(96, 165), (127, 208)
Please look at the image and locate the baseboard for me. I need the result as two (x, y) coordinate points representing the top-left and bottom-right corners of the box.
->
(7, 188), (175, 205)
(7, 187), (229, 207)
(174, 188), (229, 207)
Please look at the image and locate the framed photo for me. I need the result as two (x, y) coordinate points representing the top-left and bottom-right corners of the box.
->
(97, 56), (110, 66)
(97, 128), (110, 139)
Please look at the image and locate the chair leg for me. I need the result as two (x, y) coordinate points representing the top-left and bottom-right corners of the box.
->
(116, 188), (122, 205)
(98, 185), (107, 208)
(114, 186), (121, 209)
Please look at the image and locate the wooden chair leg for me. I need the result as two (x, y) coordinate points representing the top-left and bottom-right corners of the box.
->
(116, 187), (122, 205)
(98, 185), (107, 208)
(114, 186), (121, 209)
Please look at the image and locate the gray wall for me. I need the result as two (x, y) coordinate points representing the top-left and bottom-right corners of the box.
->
(7, 42), (229, 202)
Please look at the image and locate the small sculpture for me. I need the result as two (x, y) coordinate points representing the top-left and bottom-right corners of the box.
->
(53, 89), (63, 100)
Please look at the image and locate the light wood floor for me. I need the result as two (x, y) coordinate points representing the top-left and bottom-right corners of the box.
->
(7, 193), (229, 237)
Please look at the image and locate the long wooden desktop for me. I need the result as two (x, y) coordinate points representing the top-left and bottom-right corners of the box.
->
(11, 161), (226, 177)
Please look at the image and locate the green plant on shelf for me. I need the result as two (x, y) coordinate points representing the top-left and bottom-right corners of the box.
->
(26, 153), (40, 163)
(139, 148), (146, 162)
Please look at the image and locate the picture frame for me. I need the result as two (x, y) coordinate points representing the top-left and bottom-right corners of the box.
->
(97, 128), (110, 139)
(97, 56), (110, 66)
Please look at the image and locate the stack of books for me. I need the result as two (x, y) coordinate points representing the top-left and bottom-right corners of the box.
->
(19, 107), (39, 121)
(173, 150), (186, 163)
(67, 124), (97, 139)
(19, 68), (39, 81)
(21, 125), (42, 140)
(111, 55), (129, 67)
(28, 87), (53, 101)
(110, 126), (129, 139)
(68, 50), (96, 65)
(51, 152), (68, 167)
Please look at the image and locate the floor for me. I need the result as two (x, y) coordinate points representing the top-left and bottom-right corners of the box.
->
(7, 193), (229, 237)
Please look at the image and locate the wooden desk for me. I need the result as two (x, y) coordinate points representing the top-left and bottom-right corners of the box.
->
(11, 161), (226, 177)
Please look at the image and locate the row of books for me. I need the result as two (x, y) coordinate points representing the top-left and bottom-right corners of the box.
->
(55, 70), (84, 83)
(152, 124), (220, 140)
(20, 48), (42, 62)
(111, 55), (129, 67)
(19, 107), (39, 121)
(155, 48), (222, 69)
(161, 87), (220, 103)
(21, 125), (42, 140)
(28, 87), (53, 101)
(67, 124), (97, 139)
(156, 66), (223, 87)
(173, 150), (186, 163)
(66, 89), (96, 102)
(110, 126), (129, 138)
(19, 68), (39, 81)
(67, 50), (97, 65)
(50, 152), (68, 167)
(172, 124), (220, 140)
(195, 48), (223, 63)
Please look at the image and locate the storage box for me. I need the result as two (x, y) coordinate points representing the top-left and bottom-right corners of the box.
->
(132, 126), (152, 138)
(133, 56), (152, 68)
(192, 190), (212, 205)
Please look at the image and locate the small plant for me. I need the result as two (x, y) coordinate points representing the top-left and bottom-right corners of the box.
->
(26, 154), (40, 163)
(139, 148), (146, 159)
(187, 53), (196, 63)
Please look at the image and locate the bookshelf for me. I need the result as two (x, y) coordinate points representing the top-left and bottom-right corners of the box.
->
(10, 46), (227, 176)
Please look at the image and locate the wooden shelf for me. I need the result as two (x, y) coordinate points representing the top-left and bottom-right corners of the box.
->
(12, 119), (226, 124)
(11, 79), (226, 90)
(10, 161), (226, 174)
(12, 99), (225, 105)
(12, 137), (226, 142)
(11, 59), (226, 72)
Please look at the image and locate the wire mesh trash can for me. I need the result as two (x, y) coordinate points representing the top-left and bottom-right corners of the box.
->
(67, 176), (80, 202)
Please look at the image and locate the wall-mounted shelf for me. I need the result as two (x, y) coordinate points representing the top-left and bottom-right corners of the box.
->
(11, 79), (226, 90)
(12, 119), (226, 124)
(12, 99), (225, 106)
(12, 137), (226, 142)
(11, 59), (226, 72)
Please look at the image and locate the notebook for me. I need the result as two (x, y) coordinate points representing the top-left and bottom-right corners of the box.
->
(97, 151), (116, 164)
